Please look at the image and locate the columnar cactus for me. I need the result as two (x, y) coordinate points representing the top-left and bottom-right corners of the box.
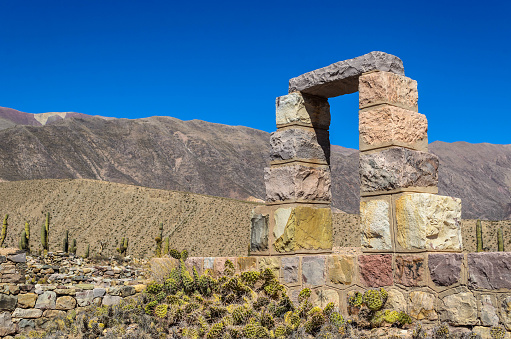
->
(476, 219), (483, 252)
(19, 223), (29, 253)
(155, 222), (163, 257)
(69, 238), (77, 255)
(498, 228), (504, 252)
(164, 236), (170, 256)
(41, 212), (50, 253)
(63, 230), (69, 253)
(85, 244), (90, 258)
(117, 237), (128, 256)
(0, 214), (7, 248)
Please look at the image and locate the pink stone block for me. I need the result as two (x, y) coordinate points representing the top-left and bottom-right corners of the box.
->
(359, 71), (418, 111)
(359, 254), (393, 287)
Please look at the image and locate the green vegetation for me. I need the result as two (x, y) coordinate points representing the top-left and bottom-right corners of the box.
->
(19, 222), (30, 253)
(476, 219), (483, 252)
(63, 230), (69, 253)
(155, 222), (163, 257)
(0, 214), (8, 247)
(41, 212), (50, 253)
(498, 228), (504, 252)
(117, 237), (128, 257)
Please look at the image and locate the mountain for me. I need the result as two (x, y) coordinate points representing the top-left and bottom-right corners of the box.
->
(0, 107), (509, 219)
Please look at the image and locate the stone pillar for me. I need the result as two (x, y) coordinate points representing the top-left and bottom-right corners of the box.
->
(250, 92), (333, 255)
(358, 71), (462, 253)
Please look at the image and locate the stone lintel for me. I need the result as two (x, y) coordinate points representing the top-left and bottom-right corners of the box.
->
(288, 51), (404, 98)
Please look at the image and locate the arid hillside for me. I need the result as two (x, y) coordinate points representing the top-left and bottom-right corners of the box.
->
(0, 109), (510, 219)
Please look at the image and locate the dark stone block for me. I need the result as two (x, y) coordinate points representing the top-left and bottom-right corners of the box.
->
(0, 294), (17, 311)
(468, 253), (511, 290)
(250, 214), (269, 252)
(429, 253), (463, 286)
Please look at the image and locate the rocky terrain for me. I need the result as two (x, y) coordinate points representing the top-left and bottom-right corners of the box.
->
(0, 106), (510, 219)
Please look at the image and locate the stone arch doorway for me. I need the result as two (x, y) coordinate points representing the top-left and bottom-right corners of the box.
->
(250, 51), (461, 256)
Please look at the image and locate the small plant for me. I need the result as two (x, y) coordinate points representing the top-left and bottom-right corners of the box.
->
(476, 219), (483, 252)
(490, 325), (506, 339)
(69, 238), (77, 255)
(0, 214), (8, 247)
(19, 222), (30, 253)
(117, 237), (128, 256)
(155, 222), (163, 257)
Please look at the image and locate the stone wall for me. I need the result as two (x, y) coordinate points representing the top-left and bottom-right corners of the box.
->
(0, 249), (148, 337)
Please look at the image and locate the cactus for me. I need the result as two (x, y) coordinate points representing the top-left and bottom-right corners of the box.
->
(69, 239), (77, 255)
(19, 229), (29, 252)
(41, 212), (50, 253)
(498, 228), (504, 252)
(63, 230), (69, 253)
(476, 219), (483, 252)
(155, 222), (163, 257)
(0, 214), (7, 247)
(163, 236), (170, 256)
(117, 237), (128, 256)
(85, 244), (90, 258)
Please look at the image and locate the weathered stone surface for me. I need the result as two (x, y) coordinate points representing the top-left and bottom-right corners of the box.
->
(250, 213), (269, 252)
(289, 51), (404, 98)
(302, 256), (326, 286)
(237, 257), (257, 272)
(327, 255), (354, 285)
(102, 295), (122, 306)
(501, 296), (511, 330)
(0, 312), (16, 336)
(360, 148), (438, 193)
(440, 291), (477, 325)
(360, 199), (391, 250)
(35, 291), (56, 310)
(75, 283), (94, 290)
(409, 291), (437, 320)
(56, 296), (76, 310)
(480, 295), (499, 326)
(75, 290), (93, 307)
(93, 288), (106, 298)
(204, 257), (214, 270)
(258, 257), (280, 277)
(274, 207), (292, 240)
(43, 310), (66, 318)
(395, 193), (462, 250)
(385, 289), (406, 312)
(273, 206), (332, 252)
(0, 294), (17, 311)
(17, 293), (37, 308)
(270, 128), (330, 163)
(7, 252), (26, 263)
(265, 165), (331, 202)
(12, 307), (42, 318)
(275, 92), (330, 128)
(468, 252), (511, 289)
(18, 318), (35, 330)
(54, 288), (76, 296)
(428, 253), (463, 286)
(359, 71), (418, 110)
(119, 286), (135, 297)
(281, 257), (299, 284)
(359, 105), (427, 151)
(311, 289), (339, 308)
(359, 254), (393, 287)
(394, 255), (424, 286)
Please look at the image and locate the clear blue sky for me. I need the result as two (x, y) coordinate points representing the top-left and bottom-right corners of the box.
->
(1, 0), (509, 149)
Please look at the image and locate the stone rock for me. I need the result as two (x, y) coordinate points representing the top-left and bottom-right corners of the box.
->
(302, 256), (325, 286)
(35, 291), (56, 310)
(270, 128), (330, 163)
(273, 206), (332, 252)
(56, 296), (76, 310)
(54, 288), (76, 296)
(360, 199), (392, 250)
(327, 255), (354, 285)
(237, 257), (257, 272)
(409, 291), (437, 320)
(0, 294), (17, 311)
(440, 291), (477, 325)
(395, 193), (462, 250)
(93, 288), (106, 298)
(274, 207), (293, 240)
(468, 253), (511, 290)
(360, 147), (438, 193)
(0, 312), (16, 336)
(428, 253), (463, 286)
(385, 289), (407, 312)
(7, 252), (26, 263)
(265, 165), (331, 202)
(43, 310), (66, 318)
(275, 92), (330, 128)
(75, 284), (94, 290)
(18, 318), (35, 330)
(119, 286), (135, 297)
(75, 290), (94, 307)
(102, 295), (122, 306)
(250, 214), (269, 252)
(17, 293), (37, 308)
(359, 105), (427, 151)
(12, 307), (43, 318)
(281, 257), (299, 284)
(501, 296), (511, 330)
(359, 71), (418, 110)
(311, 289), (339, 308)
(480, 295), (499, 326)
(258, 257), (280, 277)
(359, 254), (393, 287)
(394, 255), (425, 286)
(289, 51), (404, 98)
